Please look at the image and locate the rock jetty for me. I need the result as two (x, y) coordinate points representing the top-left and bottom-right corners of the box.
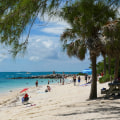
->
(10, 74), (73, 79)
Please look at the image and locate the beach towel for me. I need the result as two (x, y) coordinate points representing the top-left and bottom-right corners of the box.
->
(26, 104), (36, 107)
(79, 82), (91, 87)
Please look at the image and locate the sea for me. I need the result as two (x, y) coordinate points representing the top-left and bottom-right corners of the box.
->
(0, 72), (79, 93)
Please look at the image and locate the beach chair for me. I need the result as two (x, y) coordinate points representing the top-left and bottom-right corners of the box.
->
(8, 96), (20, 107)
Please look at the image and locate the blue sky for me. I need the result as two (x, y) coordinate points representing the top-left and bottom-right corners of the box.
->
(0, 15), (103, 72)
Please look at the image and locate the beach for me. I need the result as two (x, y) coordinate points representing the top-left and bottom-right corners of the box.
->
(0, 76), (119, 120)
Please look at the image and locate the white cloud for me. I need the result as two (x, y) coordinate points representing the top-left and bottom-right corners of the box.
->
(0, 12), (91, 72)
(29, 56), (40, 61)
(37, 12), (69, 25)
(36, 39), (41, 42)
(0, 53), (8, 62)
(0, 45), (9, 62)
(97, 56), (103, 63)
(26, 35), (60, 61)
(42, 40), (53, 48)
(25, 33), (91, 71)
(34, 13), (71, 35)
(42, 26), (66, 35)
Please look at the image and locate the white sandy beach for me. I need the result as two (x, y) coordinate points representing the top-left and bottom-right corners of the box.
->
(0, 76), (119, 120)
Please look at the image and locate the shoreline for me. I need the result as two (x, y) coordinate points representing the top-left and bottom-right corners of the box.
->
(0, 77), (73, 109)
(0, 76), (72, 95)
(0, 77), (72, 95)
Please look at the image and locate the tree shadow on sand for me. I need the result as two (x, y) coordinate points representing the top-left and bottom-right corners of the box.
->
(56, 96), (120, 119)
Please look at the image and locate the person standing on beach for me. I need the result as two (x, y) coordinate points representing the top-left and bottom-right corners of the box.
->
(35, 80), (38, 87)
(62, 75), (64, 85)
(62, 78), (64, 85)
(73, 74), (76, 86)
(60, 78), (61, 84)
(101, 72), (104, 77)
(78, 76), (81, 85)
(48, 80), (50, 84)
(88, 75), (91, 82)
(85, 74), (88, 83)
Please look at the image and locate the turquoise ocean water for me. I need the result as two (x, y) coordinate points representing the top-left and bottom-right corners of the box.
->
(0, 72), (79, 93)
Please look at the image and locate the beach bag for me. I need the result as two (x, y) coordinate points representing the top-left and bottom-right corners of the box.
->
(45, 89), (48, 92)
(22, 97), (24, 103)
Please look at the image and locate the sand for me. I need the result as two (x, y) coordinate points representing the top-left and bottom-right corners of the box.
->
(0, 76), (119, 120)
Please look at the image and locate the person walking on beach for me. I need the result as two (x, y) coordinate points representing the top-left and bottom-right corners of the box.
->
(35, 80), (38, 87)
(73, 74), (76, 86)
(78, 76), (81, 85)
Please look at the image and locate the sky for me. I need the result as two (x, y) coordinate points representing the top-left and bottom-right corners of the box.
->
(0, 14), (103, 72)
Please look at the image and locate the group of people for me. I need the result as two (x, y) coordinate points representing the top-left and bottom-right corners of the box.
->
(85, 74), (91, 83)
(23, 74), (92, 103)
(73, 74), (91, 86)
(22, 76), (67, 104)
(22, 80), (51, 103)
(73, 74), (81, 86)
(35, 80), (51, 92)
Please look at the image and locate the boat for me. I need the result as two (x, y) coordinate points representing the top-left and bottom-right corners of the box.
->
(26, 72), (31, 74)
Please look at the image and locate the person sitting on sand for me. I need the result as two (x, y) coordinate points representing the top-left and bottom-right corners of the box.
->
(45, 85), (51, 92)
(22, 93), (29, 103)
(24, 93), (29, 101)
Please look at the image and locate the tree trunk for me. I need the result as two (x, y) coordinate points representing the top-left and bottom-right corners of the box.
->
(108, 56), (111, 75)
(89, 55), (97, 99)
(114, 56), (119, 79)
(103, 55), (106, 75)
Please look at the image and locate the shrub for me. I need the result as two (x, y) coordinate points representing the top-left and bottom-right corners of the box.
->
(77, 72), (85, 75)
(99, 74), (114, 83)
